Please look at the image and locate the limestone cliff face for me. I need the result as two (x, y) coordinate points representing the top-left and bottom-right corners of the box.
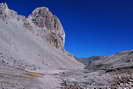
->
(0, 3), (83, 70)
(0, 3), (84, 89)
(28, 7), (65, 49)
(0, 3), (65, 49)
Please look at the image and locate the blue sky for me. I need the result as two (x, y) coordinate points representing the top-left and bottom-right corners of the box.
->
(1, 0), (133, 58)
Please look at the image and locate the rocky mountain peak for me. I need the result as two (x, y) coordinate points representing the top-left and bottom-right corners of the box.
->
(0, 3), (8, 9)
(0, 3), (9, 17)
(0, 3), (84, 89)
(0, 3), (65, 49)
(0, 3), (18, 20)
(28, 7), (65, 49)
(29, 7), (50, 28)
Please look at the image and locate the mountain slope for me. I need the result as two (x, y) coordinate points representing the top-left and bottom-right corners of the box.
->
(0, 3), (83, 71)
(61, 50), (133, 89)
(0, 3), (84, 89)
(83, 50), (133, 70)
(78, 56), (108, 65)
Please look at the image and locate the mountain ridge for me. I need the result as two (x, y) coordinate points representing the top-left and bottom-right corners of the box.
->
(0, 3), (84, 89)
(0, 3), (65, 50)
(0, 2), (84, 71)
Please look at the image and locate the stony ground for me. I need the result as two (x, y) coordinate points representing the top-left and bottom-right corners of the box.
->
(59, 67), (133, 89)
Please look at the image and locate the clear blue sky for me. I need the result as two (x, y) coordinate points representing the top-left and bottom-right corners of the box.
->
(1, 0), (133, 58)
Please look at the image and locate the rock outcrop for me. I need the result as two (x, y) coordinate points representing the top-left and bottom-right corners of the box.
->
(0, 3), (65, 49)
(28, 7), (65, 49)
(0, 3), (18, 20)
(0, 3), (84, 89)
(0, 2), (83, 70)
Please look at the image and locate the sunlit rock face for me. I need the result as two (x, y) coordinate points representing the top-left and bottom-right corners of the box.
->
(0, 3), (83, 71)
(0, 3), (19, 20)
(28, 7), (65, 49)
(0, 3), (9, 19)
(0, 3), (65, 49)
(0, 3), (84, 89)
(0, 3), (8, 15)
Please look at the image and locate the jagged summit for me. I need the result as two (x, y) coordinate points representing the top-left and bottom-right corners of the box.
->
(0, 3), (9, 17)
(0, 3), (65, 49)
(0, 3), (84, 88)
(0, 3), (8, 9)
(0, 3), (83, 70)
(0, 3), (19, 20)
(29, 7), (65, 49)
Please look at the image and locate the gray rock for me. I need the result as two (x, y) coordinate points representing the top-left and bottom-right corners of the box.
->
(0, 3), (84, 89)
(28, 7), (65, 49)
